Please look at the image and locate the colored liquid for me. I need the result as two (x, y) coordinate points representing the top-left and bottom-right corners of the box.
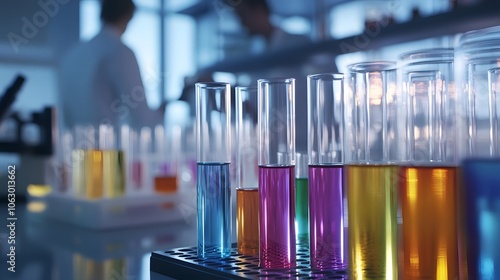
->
(72, 149), (86, 197)
(102, 150), (126, 198)
(155, 176), (178, 193)
(400, 166), (458, 279)
(131, 160), (142, 190)
(197, 162), (231, 259)
(237, 188), (259, 256)
(347, 164), (398, 279)
(72, 149), (125, 199)
(259, 165), (296, 269)
(309, 165), (347, 271)
(462, 159), (500, 280)
(295, 177), (309, 244)
(73, 254), (126, 280)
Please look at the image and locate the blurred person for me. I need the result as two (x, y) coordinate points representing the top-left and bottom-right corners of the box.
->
(230, 0), (310, 52)
(59, 0), (165, 130)
(181, 0), (338, 151)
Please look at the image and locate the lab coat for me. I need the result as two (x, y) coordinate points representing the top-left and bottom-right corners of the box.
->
(58, 25), (163, 130)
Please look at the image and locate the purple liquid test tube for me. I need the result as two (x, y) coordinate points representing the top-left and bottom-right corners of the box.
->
(258, 78), (296, 269)
(307, 73), (347, 271)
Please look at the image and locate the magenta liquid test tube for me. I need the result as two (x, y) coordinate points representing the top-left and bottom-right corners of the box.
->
(258, 78), (296, 269)
(307, 73), (347, 271)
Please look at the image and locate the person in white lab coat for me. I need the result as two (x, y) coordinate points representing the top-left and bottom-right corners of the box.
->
(59, 0), (165, 130)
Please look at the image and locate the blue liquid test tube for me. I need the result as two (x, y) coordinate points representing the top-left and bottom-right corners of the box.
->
(196, 82), (232, 259)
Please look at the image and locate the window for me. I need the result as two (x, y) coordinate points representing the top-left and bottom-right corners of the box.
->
(79, 0), (195, 112)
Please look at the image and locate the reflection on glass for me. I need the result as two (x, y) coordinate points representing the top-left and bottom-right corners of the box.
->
(73, 254), (127, 280)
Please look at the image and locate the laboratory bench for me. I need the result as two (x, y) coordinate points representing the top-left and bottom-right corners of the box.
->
(0, 201), (197, 280)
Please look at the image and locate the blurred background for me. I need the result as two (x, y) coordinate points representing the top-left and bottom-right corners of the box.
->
(0, 0), (476, 178)
(0, 0), (499, 279)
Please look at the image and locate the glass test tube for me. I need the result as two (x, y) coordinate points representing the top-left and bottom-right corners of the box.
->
(346, 62), (399, 279)
(457, 26), (500, 279)
(152, 125), (179, 194)
(196, 82), (232, 259)
(139, 126), (153, 192)
(295, 152), (309, 245)
(72, 124), (125, 199)
(235, 86), (259, 256)
(258, 78), (296, 269)
(59, 129), (73, 194)
(72, 125), (96, 198)
(307, 73), (347, 271)
(119, 124), (143, 194)
(99, 124), (125, 198)
(398, 48), (459, 279)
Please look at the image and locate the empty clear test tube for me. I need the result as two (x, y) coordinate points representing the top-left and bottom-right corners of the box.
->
(456, 26), (500, 280)
(235, 86), (259, 256)
(398, 48), (459, 279)
(346, 62), (399, 279)
(196, 82), (232, 259)
(258, 78), (296, 269)
(307, 73), (347, 271)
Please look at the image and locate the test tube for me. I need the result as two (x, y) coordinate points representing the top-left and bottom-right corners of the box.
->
(72, 125), (97, 198)
(58, 129), (73, 194)
(235, 86), (259, 256)
(307, 73), (347, 271)
(151, 125), (178, 194)
(120, 124), (139, 194)
(139, 126), (153, 192)
(295, 151), (308, 245)
(457, 26), (500, 279)
(258, 78), (296, 269)
(398, 48), (458, 279)
(71, 124), (125, 199)
(99, 124), (125, 198)
(346, 62), (399, 279)
(196, 82), (232, 259)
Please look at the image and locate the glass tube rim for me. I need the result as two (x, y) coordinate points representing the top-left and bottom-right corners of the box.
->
(399, 48), (454, 64)
(347, 61), (396, 72)
(307, 73), (344, 81)
(257, 77), (295, 84)
(459, 25), (500, 48)
(235, 85), (258, 92)
(195, 82), (230, 90)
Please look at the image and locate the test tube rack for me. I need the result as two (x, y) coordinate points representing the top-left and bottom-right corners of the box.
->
(150, 243), (347, 279)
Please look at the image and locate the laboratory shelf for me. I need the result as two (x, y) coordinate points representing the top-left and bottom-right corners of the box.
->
(198, 1), (500, 74)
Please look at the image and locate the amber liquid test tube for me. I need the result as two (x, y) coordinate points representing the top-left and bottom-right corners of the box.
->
(398, 48), (459, 279)
(235, 86), (259, 256)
